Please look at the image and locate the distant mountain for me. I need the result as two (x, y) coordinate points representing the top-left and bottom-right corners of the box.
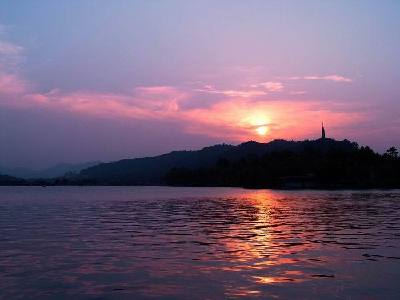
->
(66, 138), (364, 186)
(0, 161), (101, 179)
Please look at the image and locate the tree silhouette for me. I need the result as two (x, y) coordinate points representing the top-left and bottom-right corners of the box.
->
(165, 141), (400, 189)
(385, 147), (399, 158)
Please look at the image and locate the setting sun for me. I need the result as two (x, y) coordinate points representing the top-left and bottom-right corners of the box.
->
(256, 125), (268, 136)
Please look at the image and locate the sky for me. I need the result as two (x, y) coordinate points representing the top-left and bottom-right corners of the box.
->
(0, 0), (399, 169)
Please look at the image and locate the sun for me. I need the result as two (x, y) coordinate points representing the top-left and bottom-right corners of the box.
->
(255, 125), (268, 136)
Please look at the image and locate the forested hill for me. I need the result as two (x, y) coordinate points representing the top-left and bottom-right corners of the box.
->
(67, 138), (361, 186)
(165, 140), (400, 189)
(0, 175), (26, 186)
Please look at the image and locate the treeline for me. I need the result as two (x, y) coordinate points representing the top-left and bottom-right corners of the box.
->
(164, 145), (400, 189)
(0, 175), (27, 186)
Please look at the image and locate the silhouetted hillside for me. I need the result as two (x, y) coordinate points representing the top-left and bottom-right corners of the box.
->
(0, 161), (100, 179)
(71, 138), (352, 185)
(165, 141), (400, 189)
(0, 174), (26, 186)
(222, 138), (357, 161)
(73, 144), (235, 185)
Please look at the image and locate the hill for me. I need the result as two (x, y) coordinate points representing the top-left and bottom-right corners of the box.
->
(0, 174), (27, 186)
(165, 140), (400, 188)
(61, 138), (366, 186)
(72, 144), (235, 185)
(0, 161), (100, 179)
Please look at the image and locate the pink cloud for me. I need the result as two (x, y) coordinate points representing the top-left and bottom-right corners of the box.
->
(287, 75), (352, 83)
(0, 40), (23, 56)
(0, 72), (28, 95)
(289, 91), (307, 95)
(251, 81), (284, 92)
(27, 88), (183, 120)
(0, 36), (24, 69)
(196, 86), (267, 98)
(0, 37), (26, 99)
(198, 81), (284, 99)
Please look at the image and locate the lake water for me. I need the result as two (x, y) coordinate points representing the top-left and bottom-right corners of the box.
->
(0, 187), (399, 299)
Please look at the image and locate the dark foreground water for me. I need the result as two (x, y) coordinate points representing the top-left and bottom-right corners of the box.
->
(0, 187), (399, 300)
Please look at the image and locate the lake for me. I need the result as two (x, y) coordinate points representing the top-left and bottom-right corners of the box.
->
(0, 187), (399, 299)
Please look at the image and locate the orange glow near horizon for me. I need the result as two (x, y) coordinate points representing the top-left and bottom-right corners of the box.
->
(182, 99), (365, 142)
(244, 113), (270, 127)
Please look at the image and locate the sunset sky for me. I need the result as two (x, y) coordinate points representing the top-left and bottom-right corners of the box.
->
(0, 0), (399, 168)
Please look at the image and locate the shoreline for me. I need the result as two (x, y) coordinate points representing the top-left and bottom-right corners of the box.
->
(1, 184), (399, 191)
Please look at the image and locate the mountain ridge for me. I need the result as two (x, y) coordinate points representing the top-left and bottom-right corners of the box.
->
(0, 161), (101, 179)
(71, 138), (359, 185)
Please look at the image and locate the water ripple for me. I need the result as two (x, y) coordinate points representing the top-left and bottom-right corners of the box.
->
(0, 187), (399, 299)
